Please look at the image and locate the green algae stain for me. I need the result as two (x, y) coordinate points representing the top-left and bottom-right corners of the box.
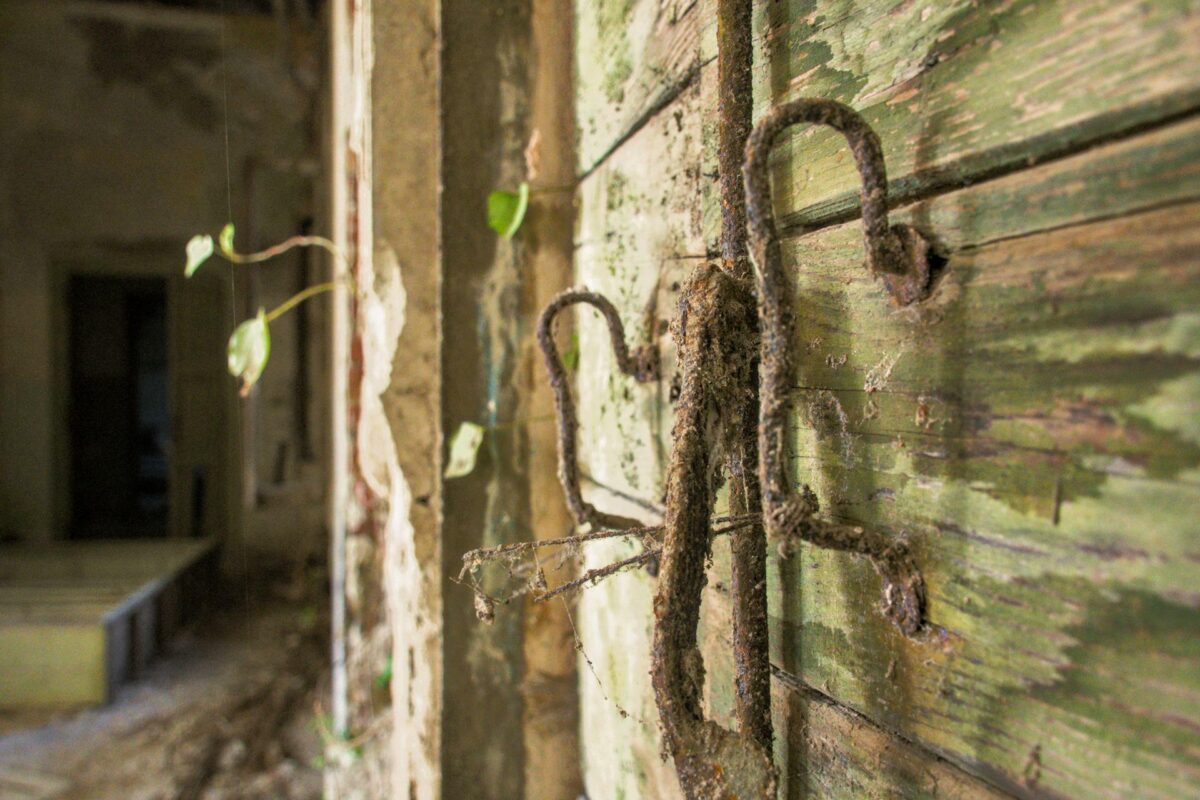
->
(594, 0), (635, 106)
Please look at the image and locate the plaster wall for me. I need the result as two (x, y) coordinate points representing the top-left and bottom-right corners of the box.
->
(0, 1), (326, 565)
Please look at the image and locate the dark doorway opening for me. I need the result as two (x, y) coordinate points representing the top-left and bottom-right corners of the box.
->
(68, 275), (170, 539)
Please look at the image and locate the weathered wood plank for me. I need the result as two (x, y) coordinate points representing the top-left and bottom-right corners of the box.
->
(767, 677), (1013, 800)
(683, 119), (1200, 794)
(574, 2), (1200, 797)
(573, 76), (709, 502)
(572, 63), (706, 795)
(752, 0), (1200, 231)
(575, 16), (1200, 502)
(774, 117), (1200, 487)
(736, 200), (1200, 797)
(575, 485), (677, 800)
(577, 485), (1012, 800)
(578, 113), (1200, 796)
(647, 115), (1200, 487)
(575, 0), (711, 174)
(696, 579), (1015, 799)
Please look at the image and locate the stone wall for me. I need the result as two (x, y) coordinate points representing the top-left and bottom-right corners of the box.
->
(326, 2), (582, 797)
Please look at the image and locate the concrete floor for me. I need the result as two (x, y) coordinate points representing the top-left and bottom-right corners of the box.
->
(0, 588), (326, 800)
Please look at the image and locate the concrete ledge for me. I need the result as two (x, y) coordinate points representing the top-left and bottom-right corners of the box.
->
(0, 538), (217, 708)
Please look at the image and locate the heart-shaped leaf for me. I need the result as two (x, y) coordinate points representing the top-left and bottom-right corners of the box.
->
(227, 308), (271, 396)
(445, 421), (485, 478)
(185, 234), (214, 277)
(219, 222), (237, 257)
(486, 182), (530, 239)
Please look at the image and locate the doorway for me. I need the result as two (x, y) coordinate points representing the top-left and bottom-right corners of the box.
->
(68, 275), (170, 539)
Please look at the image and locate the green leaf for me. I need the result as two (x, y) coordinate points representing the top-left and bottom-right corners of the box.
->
(218, 222), (236, 257)
(184, 234), (214, 277)
(227, 308), (271, 395)
(562, 332), (580, 371)
(444, 421), (485, 478)
(486, 182), (530, 239)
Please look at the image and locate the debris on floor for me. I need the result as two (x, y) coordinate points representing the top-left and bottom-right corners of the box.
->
(0, 579), (328, 800)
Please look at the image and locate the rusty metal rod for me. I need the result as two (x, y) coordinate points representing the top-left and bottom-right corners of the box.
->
(536, 287), (659, 529)
(716, 0), (773, 760)
(744, 98), (928, 635)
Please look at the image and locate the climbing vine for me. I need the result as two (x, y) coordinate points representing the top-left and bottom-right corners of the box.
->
(184, 222), (343, 395)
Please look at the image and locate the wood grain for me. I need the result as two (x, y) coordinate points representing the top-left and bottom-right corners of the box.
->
(575, 0), (710, 174)
(752, 0), (1200, 231)
(571, 1), (1200, 796)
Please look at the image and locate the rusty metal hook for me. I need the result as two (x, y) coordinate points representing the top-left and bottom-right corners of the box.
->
(744, 98), (934, 307)
(536, 288), (659, 529)
(744, 98), (928, 636)
(649, 261), (778, 800)
(504, 54), (928, 800)
(644, 5), (777, 796)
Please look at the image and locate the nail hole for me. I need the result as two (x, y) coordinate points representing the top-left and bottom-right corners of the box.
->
(925, 248), (950, 292)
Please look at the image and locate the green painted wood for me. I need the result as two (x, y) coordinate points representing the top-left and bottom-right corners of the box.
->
(752, 0), (1200, 232)
(572, 0), (1200, 796)
(712, 638), (1023, 800)
(666, 120), (1199, 797)
(575, 487), (1007, 800)
(574, 76), (707, 503)
(583, 81), (1200, 800)
(576, 532), (681, 800)
(744, 198), (1200, 798)
(637, 116), (1197, 795)
(575, 0), (711, 174)
(766, 679), (1011, 800)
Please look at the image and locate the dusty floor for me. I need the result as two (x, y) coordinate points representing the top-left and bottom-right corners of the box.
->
(0, 579), (328, 800)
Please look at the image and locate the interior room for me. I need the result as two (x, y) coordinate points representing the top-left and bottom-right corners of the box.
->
(2, 1), (1198, 799)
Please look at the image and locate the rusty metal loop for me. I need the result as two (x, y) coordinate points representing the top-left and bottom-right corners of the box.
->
(744, 98), (933, 306)
(714, 0), (772, 761)
(536, 287), (659, 529)
(743, 99), (927, 635)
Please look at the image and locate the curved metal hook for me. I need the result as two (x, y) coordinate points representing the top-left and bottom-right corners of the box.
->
(745, 99), (934, 306)
(743, 99), (927, 635)
(536, 287), (659, 529)
(645, 5), (775, 796)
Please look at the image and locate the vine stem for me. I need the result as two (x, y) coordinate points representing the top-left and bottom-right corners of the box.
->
(227, 234), (344, 266)
(265, 280), (341, 323)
